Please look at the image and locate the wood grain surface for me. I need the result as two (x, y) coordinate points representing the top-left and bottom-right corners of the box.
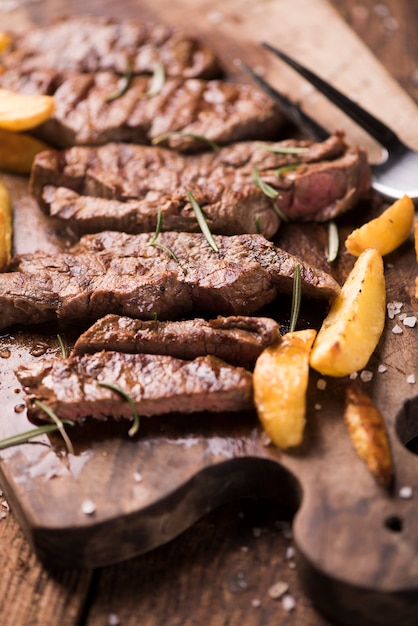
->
(0, 1), (417, 625)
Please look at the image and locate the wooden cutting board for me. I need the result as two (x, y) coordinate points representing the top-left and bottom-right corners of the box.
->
(0, 2), (418, 625)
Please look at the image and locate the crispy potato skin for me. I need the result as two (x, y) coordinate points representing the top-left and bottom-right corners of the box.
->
(0, 178), (12, 271)
(0, 88), (55, 132)
(344, 384), (394, 488)
(253, 329), (316, 449)
(345, 194), (414, 257)
(309, 248), (385, 377)
(0, 129), (51, 174)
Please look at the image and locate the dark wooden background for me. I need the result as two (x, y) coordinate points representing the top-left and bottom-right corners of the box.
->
(0, 1), (417, 624)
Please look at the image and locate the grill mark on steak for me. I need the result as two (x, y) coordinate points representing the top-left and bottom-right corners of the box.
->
(30, 134), (370, 237)
(0, 67), (283, 149)
(3, 16), (222, 79)
(15, 352), (254, 422)
(0, 232), (340, 331)
(72, 314), (281, 367)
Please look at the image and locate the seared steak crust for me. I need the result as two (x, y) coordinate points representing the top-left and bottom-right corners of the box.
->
(0, 231), (340, 330)
(15, 352), (254, 422)
(72, 314), (281, 366)
(30, 133), (370, 237)
(3, 16), (222, 79)
(0, 68), (282, 149)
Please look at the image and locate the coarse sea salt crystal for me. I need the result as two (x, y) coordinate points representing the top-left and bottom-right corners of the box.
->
(378, 364), (388, 373)
(108, 614), (121, 626)
(360, 370), (373, 382)
(268, 581), (289, 600)
(81, 499), (96, 515)
(407, 374), (416, 384)
(251, 598), (261, 608)
(133, 471), (143, 483)
(317, 379), (327, 390)
(399, 486), (413, 499)
(392, 324), (403, 334)
(403, 316), (417, 328)
(282, 594), (296, 612)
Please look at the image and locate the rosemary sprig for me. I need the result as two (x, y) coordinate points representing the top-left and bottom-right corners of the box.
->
(148, 208), (179, 262)
(272, 200), (289, 223)
(254, 214), (261, 234)
(105, 59), (133, 102)
(98, 382), (140, 437)
(327, 220), (339, 263)
(152, 132), (219, 151)
(252, 164), (279, 199)
(187, 190), (219, 253)
(35, 400), (75, 454)
(57, 334), (67, 358)
(146, 61), (165, 98)
(257, 144), (309, 155)
(289, 264), (302, 333)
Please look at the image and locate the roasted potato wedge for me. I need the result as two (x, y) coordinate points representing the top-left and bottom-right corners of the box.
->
(310, 248), (385, 377)
(253, 329), (317, 449)
(345, 194), (414, 257)
(0, 178), (12, 271)
(0, 88), (55, 131)
(0, 128), (51, 174)
(344, 383), (394, 488)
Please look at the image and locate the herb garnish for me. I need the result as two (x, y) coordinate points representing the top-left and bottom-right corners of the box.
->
(327, 220), (339, 263)
(148, 209), (179, 262)
(257, 144), (309, 155)
(275, 163), (301, 178)
(152, 132), (219, 151)
(35, 400), (75, 454)
(98, 382), (140, 437)
(252, 164), (279, 199)
(187, 191), (219, 253)
(146, 61), (165, 98)
(0, 419), (75, 451)
(289, 264), (302, 333)
(105, 59), (133, 102)
(57, 334), (67, 358)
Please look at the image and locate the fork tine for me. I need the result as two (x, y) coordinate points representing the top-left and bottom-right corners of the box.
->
(262, 42), (401, 151)
(236, 59), (330, 142)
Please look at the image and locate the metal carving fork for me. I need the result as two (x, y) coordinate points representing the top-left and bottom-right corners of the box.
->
(239, 42), (418, 202)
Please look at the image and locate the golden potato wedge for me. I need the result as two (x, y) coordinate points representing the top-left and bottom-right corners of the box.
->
(0, 178), (12, 271)
(344, 383), (394, 488)
(253, 329), (317, 449)
(309, 248), (385, 377)
(345, 194), (414, 257)
(0, 128), (51, 174)
(0, 88), (55, 131)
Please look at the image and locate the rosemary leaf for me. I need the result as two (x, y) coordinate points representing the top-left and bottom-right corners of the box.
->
(0, 423), (74, 451)
(105, 60), (133, 102)
(148, 209), (179, 261)
(146, 61), (166, 98)
(276, 163), (301, 177)
(152, 132), (219, 151)
(272, 200), (289, 223)
(98, 382), (140, 437)
(35, 400), (75, 454)
(254, 214), (261, 234)
(187, 190), (219, 253)
(257, 144), (309, 155)
(289, 264), (302, 333)
(327, 220), (339, 263)
(57, 334), (67, 358)
(252, 164), (279, 199)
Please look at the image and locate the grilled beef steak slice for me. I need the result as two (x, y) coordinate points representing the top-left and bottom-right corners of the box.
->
(15, 352), (254, 422)
(3, 16), (222, 79)
(72, 314), (281, 366)
(0, 68), (282, 149)
(30, 133), (370, 237)
(0, 232), (340, 330)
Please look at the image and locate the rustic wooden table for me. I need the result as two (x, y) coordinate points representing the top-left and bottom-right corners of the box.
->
(0, 0), (417, 625)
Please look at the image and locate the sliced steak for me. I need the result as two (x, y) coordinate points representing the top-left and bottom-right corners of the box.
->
(0, 231), (340, 330)
(30, 133), (370, 237)
(3, 15), (222, 79)
(72, 314), (281, 366)
(0, 68), (282, 149)
(15, 352), (254, 422)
